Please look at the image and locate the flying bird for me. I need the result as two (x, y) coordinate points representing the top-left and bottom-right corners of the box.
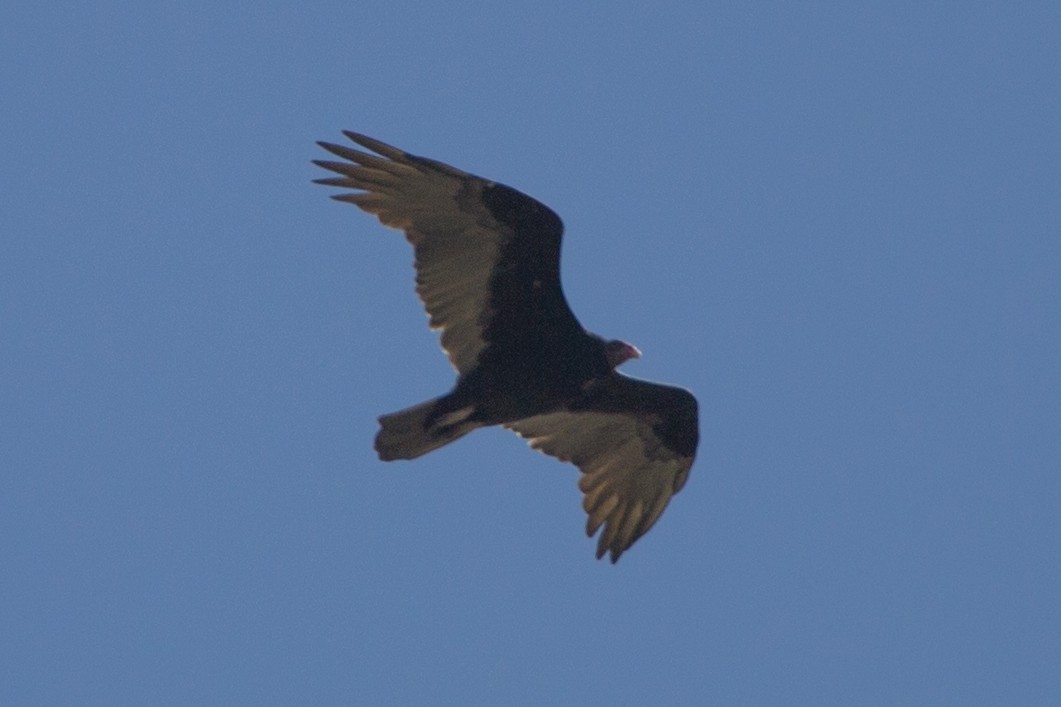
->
(313, 132), (699, 562)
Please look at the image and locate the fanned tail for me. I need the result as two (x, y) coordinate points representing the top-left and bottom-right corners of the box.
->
(374, 397), (479, 461)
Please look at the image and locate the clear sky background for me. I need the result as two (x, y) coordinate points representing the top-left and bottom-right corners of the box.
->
(3, 2), (1059, 705)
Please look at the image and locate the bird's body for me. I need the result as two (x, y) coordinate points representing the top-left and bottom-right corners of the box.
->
(314, 132), (699, 562)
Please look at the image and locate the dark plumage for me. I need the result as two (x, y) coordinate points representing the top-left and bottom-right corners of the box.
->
(314, 131), (699, 562)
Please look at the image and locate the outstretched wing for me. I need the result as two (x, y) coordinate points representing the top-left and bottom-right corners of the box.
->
(506, 374), (699, 563)
(314, 132), (585, 374)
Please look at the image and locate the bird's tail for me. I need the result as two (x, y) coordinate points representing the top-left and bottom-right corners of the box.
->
(374, 397), (479, 461)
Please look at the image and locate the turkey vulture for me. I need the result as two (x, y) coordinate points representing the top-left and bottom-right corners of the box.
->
(313, 132), (699, 562)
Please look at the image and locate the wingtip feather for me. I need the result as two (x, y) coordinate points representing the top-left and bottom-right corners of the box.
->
(312, 176), (352, 187)
(316, 141), (347, 158)
(341, 130), (407, 160)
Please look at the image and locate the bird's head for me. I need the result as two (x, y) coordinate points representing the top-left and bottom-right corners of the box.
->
(605, 339), (641, 369)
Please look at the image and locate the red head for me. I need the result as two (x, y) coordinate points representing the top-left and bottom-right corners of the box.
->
(605, 339), (641, 369)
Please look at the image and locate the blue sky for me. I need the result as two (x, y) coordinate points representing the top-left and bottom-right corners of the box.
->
(3, 2), (1059, 704)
